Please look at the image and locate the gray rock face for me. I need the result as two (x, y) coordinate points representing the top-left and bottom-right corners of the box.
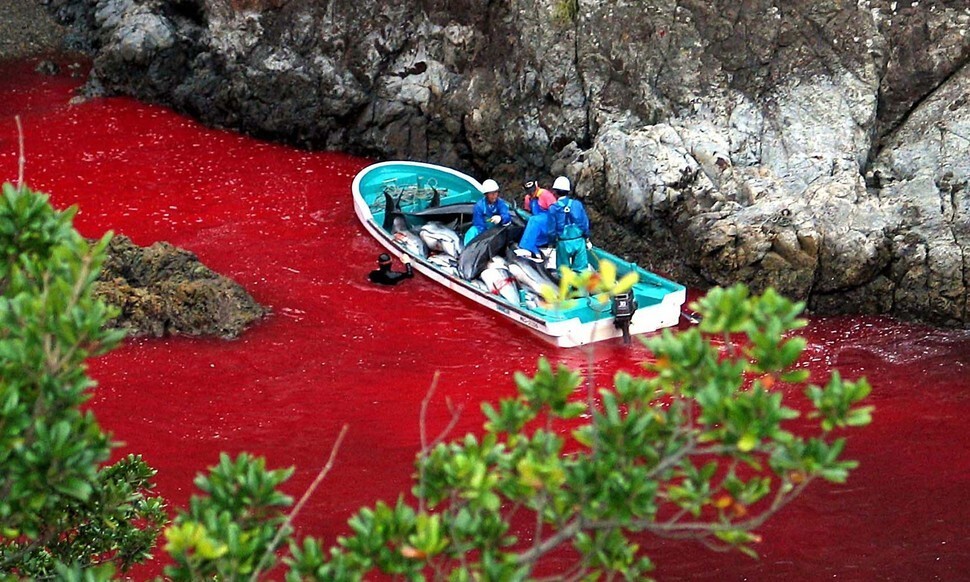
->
(47, 0), (970, 327)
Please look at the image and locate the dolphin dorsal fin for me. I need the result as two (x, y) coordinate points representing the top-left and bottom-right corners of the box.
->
(382, 191), (396, 231)
(382, 190), (409, 232)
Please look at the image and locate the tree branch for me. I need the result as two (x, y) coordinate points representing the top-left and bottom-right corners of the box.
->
(249, 424), (349, 582)
(15, 115), (25, 190)
(514, 519), (581, 566)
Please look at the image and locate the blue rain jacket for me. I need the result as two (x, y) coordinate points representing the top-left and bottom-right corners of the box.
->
(551, 197), (590, 240)
(551, 197), (591, 271)
(471, 197), (511, 232)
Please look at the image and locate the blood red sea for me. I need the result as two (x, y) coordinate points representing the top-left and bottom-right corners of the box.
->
(1, 57), (968, 581)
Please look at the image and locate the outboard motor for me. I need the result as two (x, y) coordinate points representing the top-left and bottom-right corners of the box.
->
(611, 292), (638, 345)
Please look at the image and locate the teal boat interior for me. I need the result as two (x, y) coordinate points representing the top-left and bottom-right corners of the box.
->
(360, 164), (481, 224)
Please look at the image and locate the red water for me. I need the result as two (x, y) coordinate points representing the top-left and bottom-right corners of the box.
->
(2, 58), (968, 581)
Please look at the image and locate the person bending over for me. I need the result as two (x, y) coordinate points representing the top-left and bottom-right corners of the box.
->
(517, 180), (557, 259)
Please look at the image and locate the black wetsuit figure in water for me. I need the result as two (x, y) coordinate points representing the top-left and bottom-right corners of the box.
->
(368, 253), (413, 285)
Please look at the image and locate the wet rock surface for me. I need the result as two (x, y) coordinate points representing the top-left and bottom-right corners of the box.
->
(40, 0), (970, 327)
(0, 1), (67, 61)
(95, 235), (268, 339)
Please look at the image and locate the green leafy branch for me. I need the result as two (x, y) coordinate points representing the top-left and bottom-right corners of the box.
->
(0, 183), (165, 579)
(160, 283), (872, 581)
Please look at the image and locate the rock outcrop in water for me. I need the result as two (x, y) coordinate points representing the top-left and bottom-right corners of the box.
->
(95, 235), (268, 339)
(46, 0), (970, 328)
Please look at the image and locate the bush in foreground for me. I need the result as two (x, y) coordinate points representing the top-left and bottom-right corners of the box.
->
(0, 183), (165, 578)
(169, 287), (871, 580)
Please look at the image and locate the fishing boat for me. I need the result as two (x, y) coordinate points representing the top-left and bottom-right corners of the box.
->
(352, 161), (686, 347)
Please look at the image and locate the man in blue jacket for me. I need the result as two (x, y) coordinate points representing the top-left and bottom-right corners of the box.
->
(549, 176), (591, 271)
(464, 178), (511, 244)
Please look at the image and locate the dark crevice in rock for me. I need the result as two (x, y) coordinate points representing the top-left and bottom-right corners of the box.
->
(168, 0), (207, 28)
(873, 59), (968, 160)
(572, 9), (590, 151)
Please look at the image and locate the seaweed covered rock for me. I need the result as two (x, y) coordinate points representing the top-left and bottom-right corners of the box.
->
(94, 235), (267, 339)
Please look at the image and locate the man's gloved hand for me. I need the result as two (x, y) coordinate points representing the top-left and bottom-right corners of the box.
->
(401, 254), (411, 265)
(489, 215), (503, 225)
(586, 239), (593, 250)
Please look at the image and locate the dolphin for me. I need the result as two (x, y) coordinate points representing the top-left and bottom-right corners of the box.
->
(381, 191), (403, 232)
(505, 248), (557, 296)
(480, 262), (520, 305)
(407, 203), (528, 238)
(407, 202), (475, 219)
(381, 194), (428, 257)
(520, 288), (544, 311)
(391, 216), (428, 258)
(419, 221), (463, 258)
(405, 202), (476, 233)
(457, 223), (525, 280)
(487, 256), (508, 268)
(426, 253), (461, 278)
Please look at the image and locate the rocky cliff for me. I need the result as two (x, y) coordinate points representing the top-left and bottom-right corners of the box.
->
(46, 0), (970, 327)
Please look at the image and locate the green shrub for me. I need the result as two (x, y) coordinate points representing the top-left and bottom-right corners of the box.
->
(169, 285), (871, 581)
(0, 182), (871, 580)
(0, 183), (166, 579)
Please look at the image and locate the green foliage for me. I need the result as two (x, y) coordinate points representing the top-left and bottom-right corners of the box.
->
(539, 259), (637, 305)
(553, 0), (579, 24)
(0, 183), (166, 578)
(164, 453), (294, 580)
(166, 282), (871, 580)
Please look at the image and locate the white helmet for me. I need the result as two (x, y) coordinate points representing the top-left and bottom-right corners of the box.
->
(552, 176), (571, 192)
(481, 179), (500, 193)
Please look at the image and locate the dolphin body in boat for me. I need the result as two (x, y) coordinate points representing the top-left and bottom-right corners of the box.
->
(408, 203), (527, 237)
(406, 202), (476, 221)
(381, 191), (403, 231)
(457, 223), (525, 280)
(480, 257), (520, 305)
(382, 193), (428, 258)
(505, 248), (557, 296)
(426, 253), (461, 278)
(418, 221), (463, 258)
(390, 216), (428, 258)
